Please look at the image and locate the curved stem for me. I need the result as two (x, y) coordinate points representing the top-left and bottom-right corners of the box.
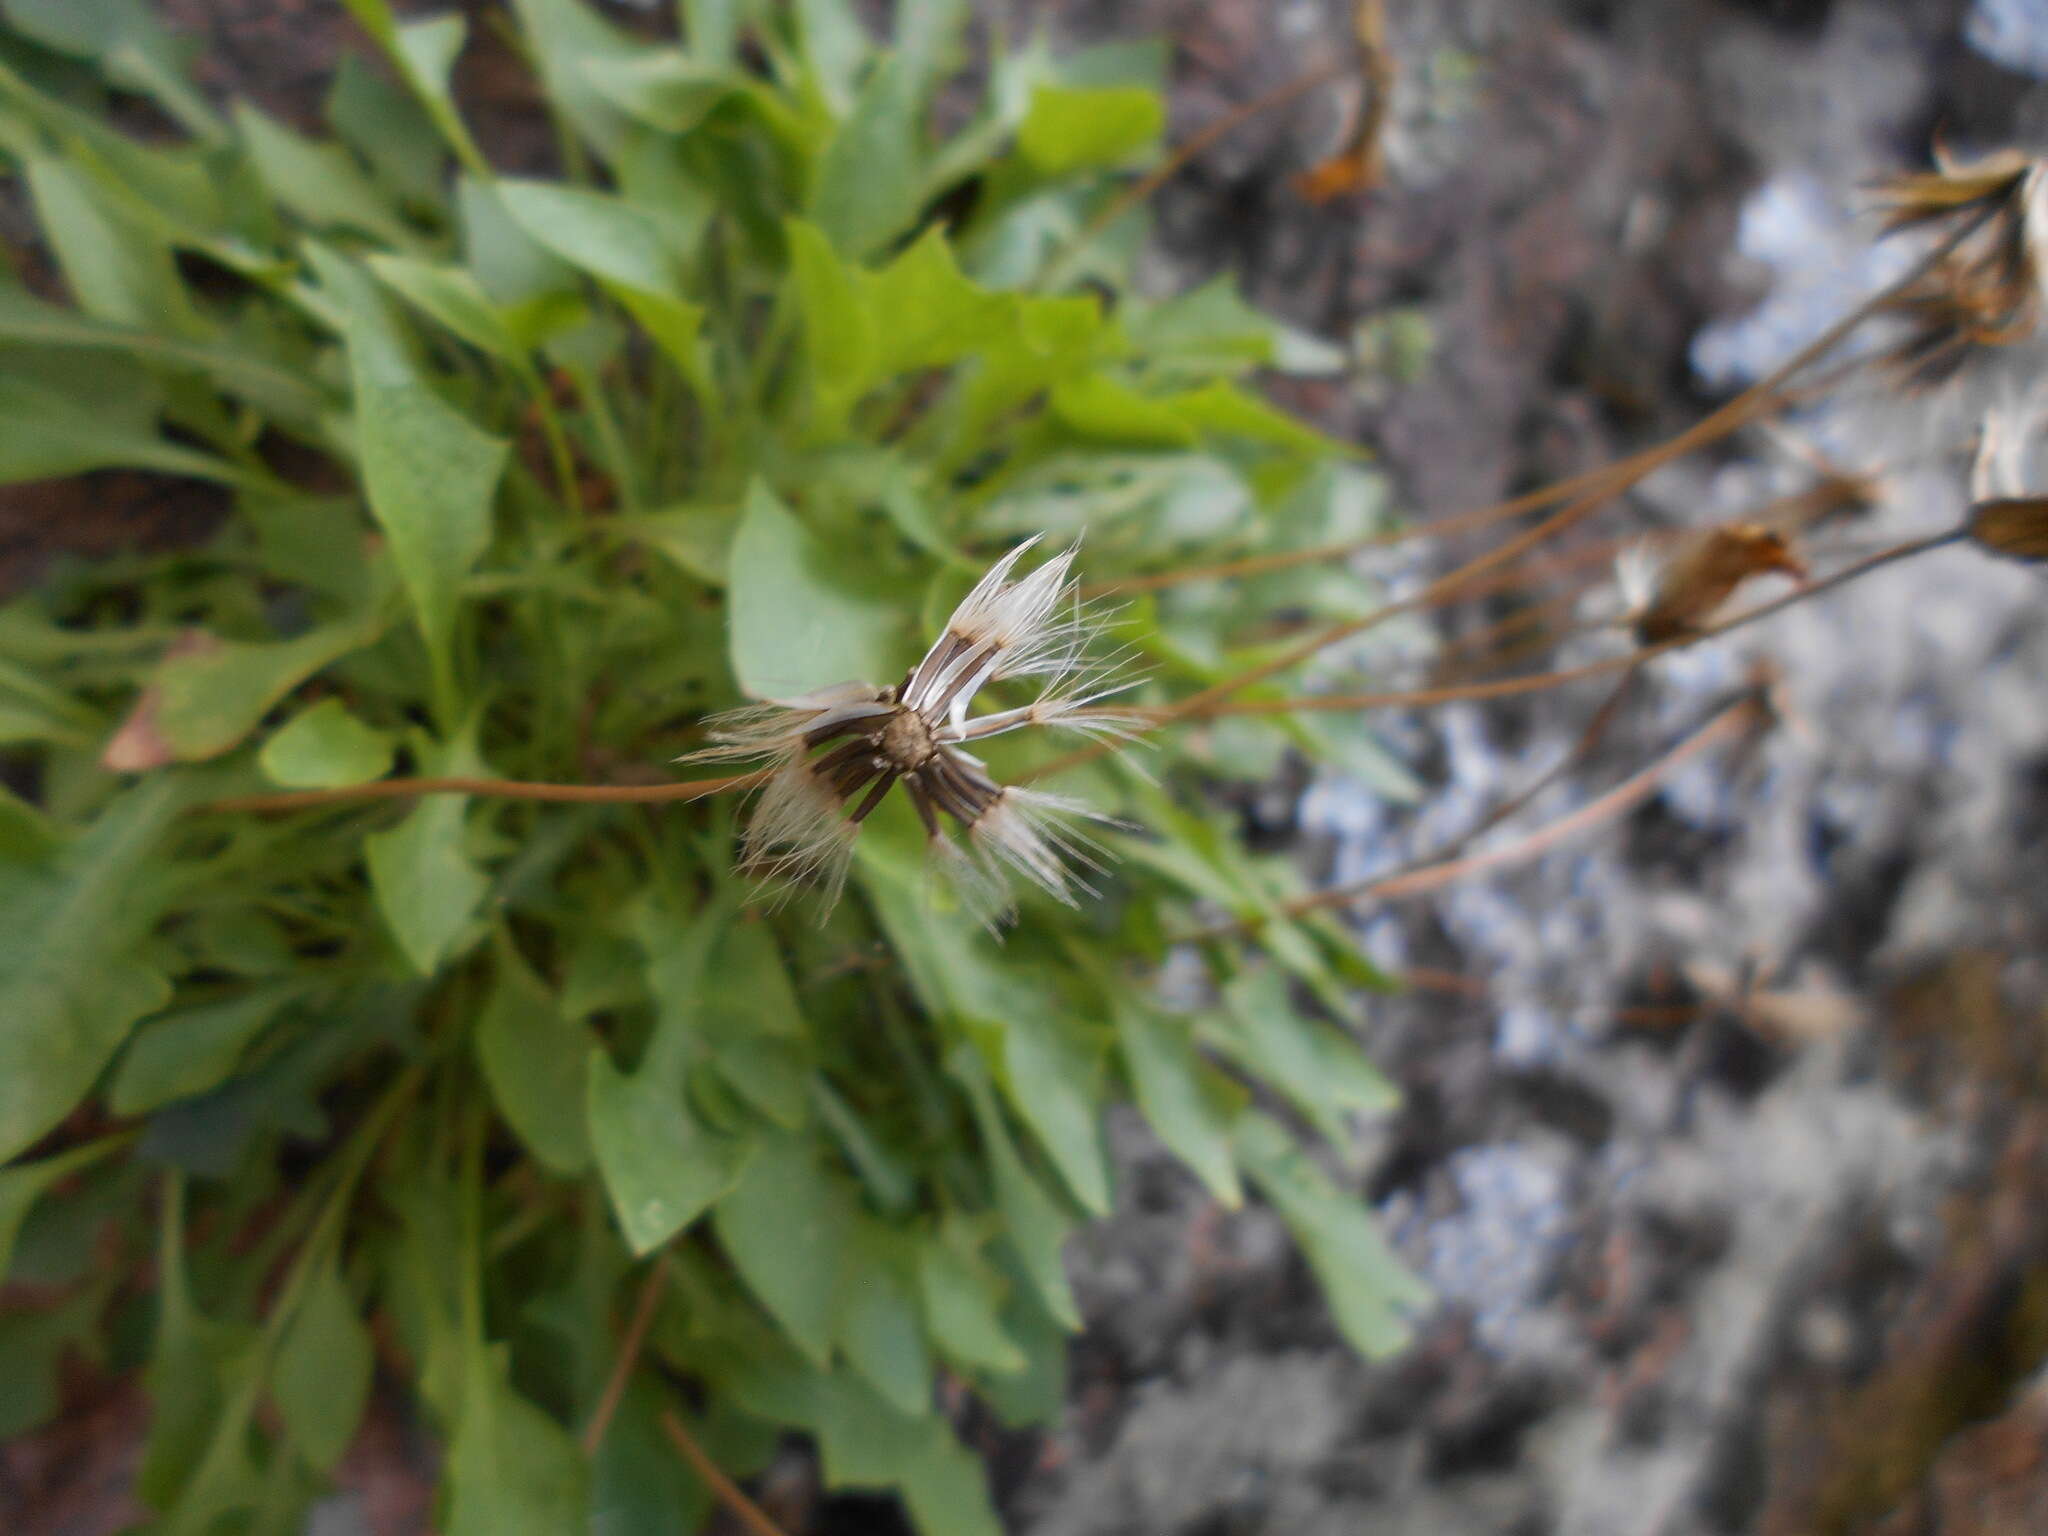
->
(1029, 528), (1962, 785)
(197, 768), (770, 817)
(660, 1409), (792, 1536)
(1189, 692), (1766, 940)
(1090, 204), (1991, 606)
(1039, 61), (1348, 291)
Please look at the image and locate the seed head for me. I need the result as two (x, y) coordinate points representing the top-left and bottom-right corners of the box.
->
(1869, 147), (2048, 388)
(1619, 524), (1808, 646)
(1966, 400), (2048, 563)
(686, 536), (1140, 920)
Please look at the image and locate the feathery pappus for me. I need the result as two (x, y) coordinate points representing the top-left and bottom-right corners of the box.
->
(1868, 146), (2048, 388)
(1967, 397), (2048, 563)
(1617, 523), (1808, 646)
(685, 536), (1140, 919)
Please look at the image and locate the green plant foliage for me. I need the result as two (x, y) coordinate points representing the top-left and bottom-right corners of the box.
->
(0, 2), (1427, 1527)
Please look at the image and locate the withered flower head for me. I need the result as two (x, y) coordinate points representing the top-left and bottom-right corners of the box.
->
(687, 536), (1139, 918)
(1869, 146), (2048, 388)
(1966, 402), (2048, 563)
(1619, 523), (1808, 646)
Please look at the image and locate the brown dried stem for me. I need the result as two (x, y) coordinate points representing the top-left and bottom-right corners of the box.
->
(197, 768), (769, 816)
(1047, 61), (1350, 285)
(1089, 203), (1992, 608)
(659, 1408), (793, 1536)
(1028, 527), (1962, 791)
(1189, 691), (1767, 940)
(581, 1254), (672, 1456)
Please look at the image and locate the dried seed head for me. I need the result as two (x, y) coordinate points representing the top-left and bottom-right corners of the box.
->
(683, 536), (1140, 920)
(1869, 148), (2048, 389)
(1966, 498), (2048, 563)
(1621, 524), (1808, 646)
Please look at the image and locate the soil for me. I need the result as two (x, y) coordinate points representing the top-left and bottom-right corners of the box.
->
(6, 3), (2048, 1534)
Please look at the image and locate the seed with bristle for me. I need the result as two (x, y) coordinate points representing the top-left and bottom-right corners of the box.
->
(1869, 147), (2048, 388)
(682, 536), (1141, 920)
(1967, 498), (2048, 563)
(1621, 524), (1808, 646)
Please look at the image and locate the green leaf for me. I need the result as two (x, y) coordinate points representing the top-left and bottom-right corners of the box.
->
(259, 697), (395, 789)
(589, 903), (754, 1253)
(0, 1290), (99, 1438)
(1168, 379), (1345, 456)
(109, 984), (300, 1117)
(368, 254), (527, 366)
(0, 285), (327, 422)
(1017, 84), (1162, 176)
(726, 479), (902, 697)
(273, 1258), (372, 1471)
(588, 1052), (754, 1256)
(713, 1036), (809, 1129)
(476, 935), (593, 1175)
(458, 176), (576, 304)
(955, 1053), (1080, 1328)
(0, 784), (58, 864)
(785, 218), (875, 436)
(338, 1), (487, 172)
(618, 503), (738, 585)
(896, 1422), (1005, 1536)
(893, 0), (970, 97)
(22, 156), (204, 335)
(311, 246), (509, 716)
(1051, 373), (1200, 449)
(328, 52), (445, 211)
(1112, 997), (1244, 1207)
(805, 1368), (1002, 1535)
(0, 776), (185, 1164)
(0, 368), (242, 486)
(365, 731), (490, 976)
(0, 1135), (128, 1281)
(506, 0), (651, 161)
(713, 1129), (848, 1366)
(581, 49), (736, 134)
(142, 615), (388, 764)
(680, 0), (744, 65)
(811, 55), (922, 259)
(444, 1348), (589, 1536)
(793, 0), (868, 113)
(1217, 968), (1397, 1147)
(137, 1176), (262, 1515)
(235, 102), (416, 246)
(590, 1376), (712, 1536)
(917, 1222), (1025, 1375)
(864, 229), (1013, 377)
(1234, 1113), (1429, 1358)
(3, 0), (220, 137)
(991, 1009), (1111, 1216)
(496, 179), (709, 391)
(834, 1218), (931, 1417)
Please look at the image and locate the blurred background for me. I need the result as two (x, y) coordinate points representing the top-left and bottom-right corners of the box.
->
(7, 2), (2048, 1533)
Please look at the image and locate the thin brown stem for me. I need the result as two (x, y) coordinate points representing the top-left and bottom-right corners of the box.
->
(1045, 62), (1349, 287)
(660, 1408), (793, 1536)
(197, 768), (770, 817)
(581, 1254), (672, 1457)
(1028, 524), (1959, 789)
(1191, 692), (1765, 940)
(1089, 205), (1991, 607)
(1177, 527), (1962, 722)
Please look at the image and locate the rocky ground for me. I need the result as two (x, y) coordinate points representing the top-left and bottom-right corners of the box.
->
(6, 3), (2048, 1534)
(1004, 3), (2048, 1535)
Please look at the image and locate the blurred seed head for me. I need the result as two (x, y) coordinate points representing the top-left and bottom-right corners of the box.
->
(1967, 398), (2048, 563)
(1869, 146), (2048, 389)
(1619, 524), (1809, 646)
(686, 536), (1140, 920)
